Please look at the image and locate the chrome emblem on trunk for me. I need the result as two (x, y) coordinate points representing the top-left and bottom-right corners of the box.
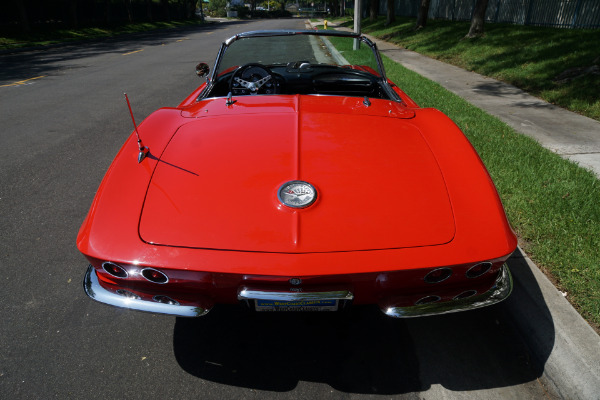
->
(278, 181), (317, 208)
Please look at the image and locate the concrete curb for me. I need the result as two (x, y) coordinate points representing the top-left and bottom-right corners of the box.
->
(508, 250), (600, 399)
(309, 20), (600, 399)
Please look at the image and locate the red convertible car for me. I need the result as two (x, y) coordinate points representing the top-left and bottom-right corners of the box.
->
(78, 30), (517, 318)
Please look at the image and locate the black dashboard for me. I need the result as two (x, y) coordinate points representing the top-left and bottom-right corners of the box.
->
(205, 63), (392, 100)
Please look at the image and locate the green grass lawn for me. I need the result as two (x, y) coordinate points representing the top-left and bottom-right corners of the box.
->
(330, 34), (600, 330)
(338, 17), (600, 122)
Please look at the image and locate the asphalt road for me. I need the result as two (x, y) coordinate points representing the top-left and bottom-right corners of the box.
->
(0, 18), (555, 399)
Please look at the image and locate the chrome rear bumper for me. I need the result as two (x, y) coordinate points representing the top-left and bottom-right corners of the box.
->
(238, 287), (354, 301)
(83, 263), (512, 318)
(383, 263), (513, 318)
(83, 265), (210, 317)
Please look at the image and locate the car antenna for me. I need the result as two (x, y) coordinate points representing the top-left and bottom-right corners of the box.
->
(124, 93), (149, 163)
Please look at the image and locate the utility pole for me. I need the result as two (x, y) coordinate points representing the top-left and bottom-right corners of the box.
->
(353, 0), (362, 50)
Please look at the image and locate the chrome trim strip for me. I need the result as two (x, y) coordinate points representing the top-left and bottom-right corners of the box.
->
(383, 263), (513, 318)
(238, 287), (354, 301)
(153, 295), (180, 306)
(102, 261), (128, 278)
(83, 265), (209, 317)
(415, 295), (441, 305)
(424, 267), (453, 283)
(453, 289), (478, 300)
(234, 30), (362, 40)
(140, 267), (169, 284)
(466, 261), (492, 278)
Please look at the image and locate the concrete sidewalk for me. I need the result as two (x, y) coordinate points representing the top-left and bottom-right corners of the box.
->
(374, 39), (600, 179)
(309, 20), (600, 399)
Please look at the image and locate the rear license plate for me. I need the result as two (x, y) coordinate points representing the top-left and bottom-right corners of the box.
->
(255, 299), (338, 312)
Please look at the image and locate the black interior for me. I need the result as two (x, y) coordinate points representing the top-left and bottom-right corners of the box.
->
(206, 63), (392, 100)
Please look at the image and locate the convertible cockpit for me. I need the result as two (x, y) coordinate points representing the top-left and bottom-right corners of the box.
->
(205, 62), (390, 99)
(196, 30), (400, 101)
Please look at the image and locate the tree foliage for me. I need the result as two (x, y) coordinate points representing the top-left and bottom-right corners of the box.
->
(207, 0), (227, 17)
(1, 0), (200, 32)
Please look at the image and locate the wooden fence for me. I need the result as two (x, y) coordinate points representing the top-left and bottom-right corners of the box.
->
(378, 0), (600, 29)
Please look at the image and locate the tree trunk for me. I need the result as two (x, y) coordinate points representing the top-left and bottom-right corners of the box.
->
(123, 0), (133, 23)
(16, 0), (30, 32)
(146, 0), (153, 21)
(186, 0), (195, 18)
(161, 0), (170, 21)
(465, 0), (490, 38)
(386, 0), (395, 25)
(369, 0), (379, 21)
(198, 0), (205, 20)
(69, 0), (78, 28)
(104, 0), (111, 24)
(415, 0), (430, 30)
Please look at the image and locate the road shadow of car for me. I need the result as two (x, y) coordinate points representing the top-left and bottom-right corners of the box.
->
(174, 304), (422, 393)
(172, 250), (554, 394)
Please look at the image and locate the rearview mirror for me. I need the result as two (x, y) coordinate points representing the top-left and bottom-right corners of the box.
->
(195, 62), (210, 78)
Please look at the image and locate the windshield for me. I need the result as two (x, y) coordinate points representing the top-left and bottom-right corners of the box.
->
(201, 30), (396, 101)
(215, 31), (383, 78)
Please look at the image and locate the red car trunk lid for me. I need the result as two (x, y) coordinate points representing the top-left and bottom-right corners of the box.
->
(139, 101), (454, 253)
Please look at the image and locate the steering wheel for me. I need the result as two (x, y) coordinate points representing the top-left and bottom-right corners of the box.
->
(230, 63), (279, 95)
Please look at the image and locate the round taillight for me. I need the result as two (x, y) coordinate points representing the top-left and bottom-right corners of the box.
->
(453, 290), (477, 300)
(415, 295), (441, 305)
(424, 268), (452, 283)
(102, 262), (128, 278)
(153, 295), (179, 305)
(466, 262), (492, 278)
(116, 289), (140, 299)
(141, 268), (169, 284)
